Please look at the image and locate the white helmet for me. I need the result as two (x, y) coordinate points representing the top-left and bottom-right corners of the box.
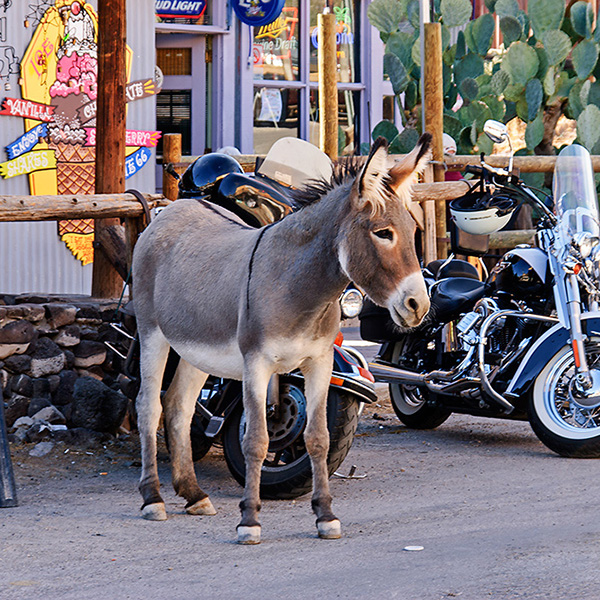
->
(449, 189), (518, 235)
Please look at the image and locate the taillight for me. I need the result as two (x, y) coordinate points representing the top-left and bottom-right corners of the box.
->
(334, 331), (344, 347)
(358, 366), (375, 382)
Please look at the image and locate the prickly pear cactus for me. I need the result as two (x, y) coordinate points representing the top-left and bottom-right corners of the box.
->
(366, 0), (600, 156)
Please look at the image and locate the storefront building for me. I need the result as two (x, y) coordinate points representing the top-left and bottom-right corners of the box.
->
(155, 0), (390, 162)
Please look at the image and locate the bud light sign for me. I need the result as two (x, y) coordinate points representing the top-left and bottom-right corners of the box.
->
(232, 0), (285, 27)
(155, 0), (206, 20)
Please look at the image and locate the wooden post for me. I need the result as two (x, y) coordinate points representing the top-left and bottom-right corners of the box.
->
(92, 0), (127, 299)
(318, 12), (338, 161)
(422, 163), (437, 264)
(162, 134), (182, 201)
(423, 23), (446, 258)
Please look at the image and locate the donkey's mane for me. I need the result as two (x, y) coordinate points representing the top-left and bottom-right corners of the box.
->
(290, 157), (365, 209)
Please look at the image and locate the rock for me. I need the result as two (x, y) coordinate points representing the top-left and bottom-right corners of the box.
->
(73, 341), (106, 368)
(79, 326), (99, 341)
(76, 304), (101, 321)
(11, 373), (33, 397)
(54, 324), (81, 347)
(0, 321), (35, 359)
(4, 353), (32, 374)
(47, 374), (60, 393)
(27, 421), (53, 443)
(11, 415), (34, 430)
(5, 394), (29, 426)
(29, 441), (54, 457)
(0, 320), (35, 344)
(53, 370), (78, 406)
(54, 427), (110, 447)
(0, 342), (31, 360)
(29, 337), (65, 377)
(32, 377), (51, 398)
(31, 405), (66, 424)
(76, 367), (104, 380)
(64, 349), (75, 370)
(27, 396), (51, 417)
(44, 303), (77, 329)
(5, 304), (45, 321)
(69, 376), (128, 433)
(0, 369), (9, 393)
(11, 427), (29, 444)
(0, 306), (6, 320)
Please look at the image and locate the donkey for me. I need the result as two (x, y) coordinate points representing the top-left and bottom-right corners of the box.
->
(131, 134), (432, 544)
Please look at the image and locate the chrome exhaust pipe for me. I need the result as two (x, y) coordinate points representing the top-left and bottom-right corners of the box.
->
(367, 362), (426, 385)
(368, 362), (480, 396)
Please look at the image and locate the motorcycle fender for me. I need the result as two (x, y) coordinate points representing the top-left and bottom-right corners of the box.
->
(505, 313), (600, 399)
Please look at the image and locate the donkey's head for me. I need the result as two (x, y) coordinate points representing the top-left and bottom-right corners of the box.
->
(338, 134), (432, 327)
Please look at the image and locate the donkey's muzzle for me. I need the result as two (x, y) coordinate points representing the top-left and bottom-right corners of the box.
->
(388, 272), (430, 328)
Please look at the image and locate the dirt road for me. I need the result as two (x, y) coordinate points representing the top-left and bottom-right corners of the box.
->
(2, 395), (600, 600)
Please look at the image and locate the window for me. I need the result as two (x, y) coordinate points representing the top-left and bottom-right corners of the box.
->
(156, 90), (192, 155)
(252, 0), (363, 154)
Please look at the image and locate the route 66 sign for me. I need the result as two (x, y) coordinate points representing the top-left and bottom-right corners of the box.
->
(232, 0), (285, 27)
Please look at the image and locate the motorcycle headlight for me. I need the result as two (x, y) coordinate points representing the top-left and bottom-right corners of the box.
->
(573, 232), (598, 259)
(340, 288), (363, 319)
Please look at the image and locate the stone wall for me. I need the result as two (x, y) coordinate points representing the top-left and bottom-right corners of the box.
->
(1, 294), (130, 446)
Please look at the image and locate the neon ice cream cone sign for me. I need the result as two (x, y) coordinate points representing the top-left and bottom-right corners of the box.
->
(0, 0), (161, 265)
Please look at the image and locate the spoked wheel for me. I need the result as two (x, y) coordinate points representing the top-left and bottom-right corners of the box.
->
(529, 337), (600, 457)
(222, 376), (359, 499)
(389, 339), (451, 429)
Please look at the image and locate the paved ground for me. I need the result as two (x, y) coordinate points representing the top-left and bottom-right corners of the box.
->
(2, 390), (600, 600)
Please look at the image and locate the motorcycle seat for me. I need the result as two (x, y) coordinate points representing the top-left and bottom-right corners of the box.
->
(426, 258), (480, 281)
(430, 277), (487, 322)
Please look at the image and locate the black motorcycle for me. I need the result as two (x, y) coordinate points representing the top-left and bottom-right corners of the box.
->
(108, 139), (376, 499)
(360, 120), (600, 458)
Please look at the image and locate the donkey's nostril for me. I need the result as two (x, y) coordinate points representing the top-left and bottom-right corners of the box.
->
(407, 297), (419, 312)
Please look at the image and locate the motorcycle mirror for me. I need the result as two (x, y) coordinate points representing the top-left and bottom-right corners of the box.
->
(483, 120), (509, 144)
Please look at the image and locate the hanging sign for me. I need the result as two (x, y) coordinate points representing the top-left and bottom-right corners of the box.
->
(85, 128), (161, 148)
(6, 123), (48, 160)
(232, 0), (286, 27)
(155, 0), (206, 19)
(0, 97), (55, 121)
(0, 149), (56, 179)
(125, 147), (152, 179)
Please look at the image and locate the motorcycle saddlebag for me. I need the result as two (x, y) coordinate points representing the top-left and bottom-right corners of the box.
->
(359, 298), (407, 343)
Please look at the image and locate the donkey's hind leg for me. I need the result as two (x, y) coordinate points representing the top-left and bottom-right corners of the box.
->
(302, 357), (341, 539)
(162, 358), (216, 516)
(137, 328), (171, 521)
(237, 359), (271, 544)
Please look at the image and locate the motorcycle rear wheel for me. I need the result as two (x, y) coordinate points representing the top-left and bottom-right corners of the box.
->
(222, 378), (359, 500)
(529, 337), (600, 458)
(389, 340), (451, 429)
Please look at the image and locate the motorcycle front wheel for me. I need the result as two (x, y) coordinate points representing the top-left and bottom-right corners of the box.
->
(222, 377), (360, 500)
(389, 339), (451, 429)
(529, 337), (600, 457)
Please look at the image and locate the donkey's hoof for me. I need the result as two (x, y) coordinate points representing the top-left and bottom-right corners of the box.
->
(186, 497), (217, 516)
(237, 525), (261, 545)
(142, 503), (167, 521)
(317, 519), (342, 539)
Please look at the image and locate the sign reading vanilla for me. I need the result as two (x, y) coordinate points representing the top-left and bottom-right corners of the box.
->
(0, 0), (162, 266)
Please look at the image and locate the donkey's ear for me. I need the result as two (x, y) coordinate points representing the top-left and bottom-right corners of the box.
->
(388, 133), (433, 205)
(354, 136), (391, 212)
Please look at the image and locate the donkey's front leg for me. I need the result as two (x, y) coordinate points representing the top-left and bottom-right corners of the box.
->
(303, 357), (341, 539)
(137, 329), (171, 521)
(162, 358), (216, 516)
(237, 360), (271, 544)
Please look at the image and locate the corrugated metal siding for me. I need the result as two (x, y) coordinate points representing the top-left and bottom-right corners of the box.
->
(0, 0), (156, 295)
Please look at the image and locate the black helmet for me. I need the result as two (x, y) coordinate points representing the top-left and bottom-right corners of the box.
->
(488, 248), (548, 298)
(179, 153), (243, 197)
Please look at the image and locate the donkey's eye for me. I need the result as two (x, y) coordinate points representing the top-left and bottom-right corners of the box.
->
(373, 228), (394, 241)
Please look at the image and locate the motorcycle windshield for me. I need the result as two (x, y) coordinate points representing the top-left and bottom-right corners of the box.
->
(553, 144), (600, 245)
